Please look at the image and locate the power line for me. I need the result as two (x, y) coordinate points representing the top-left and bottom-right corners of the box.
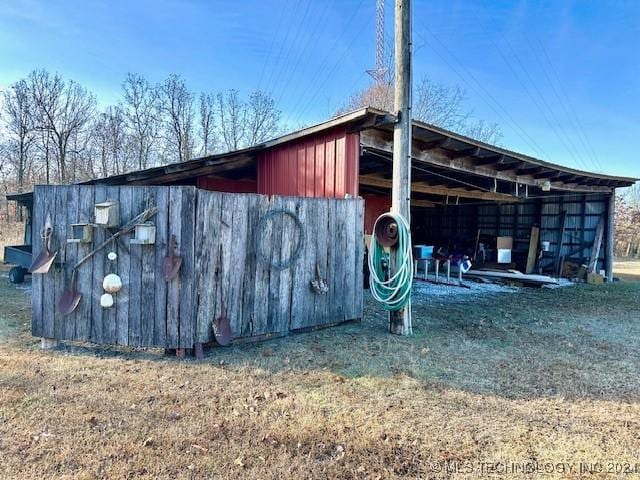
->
(273, 1), (333, 107)
(415, 25), (552, 160)
(534, 40), (604, 172)
(262, 0), (306, 96)
(288, 0), (368, 122)
(494, 36), (592, 172)
(294, 17), (371, 123)
(266, 0), (315, 98)
(256, 0), (292, 92)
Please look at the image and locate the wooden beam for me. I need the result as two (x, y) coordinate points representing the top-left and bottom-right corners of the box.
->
(446, 147), (480, 159)
(360, 129), (614, 193)
(411, 199), (437, 208)
(473, 155), (504, 166)
(359, 174), (518, 202)
(131, 156), (256, 185)
(516, 166), (544, 176)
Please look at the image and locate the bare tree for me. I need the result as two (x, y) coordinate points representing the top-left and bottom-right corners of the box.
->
(1, 79), (35, 199)
(215, 89), (245, 151)
(28, 69), (96, 183)
(158, 74), (195, 162)
(199, 93), (216, 155)
(339, 69), (502, 144)
(245, 90), (281, 146)
(122, 73), (159, 169)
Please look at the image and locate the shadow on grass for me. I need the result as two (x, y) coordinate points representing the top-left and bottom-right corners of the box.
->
(4, 264), (640, 403)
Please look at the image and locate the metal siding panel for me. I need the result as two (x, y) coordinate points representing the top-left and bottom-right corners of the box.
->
(345, 132), (360, 196)
(325, 136), (336, 197)
(335, 135), (346, 197)
(315, 139), (326, 197)
(256, 126), (354, 199)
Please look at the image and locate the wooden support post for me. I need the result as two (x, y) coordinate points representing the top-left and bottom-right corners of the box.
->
(194, 343), (204, 360)
(605, 190), (616, 281)
(389, 0), (413, 336)
(40, 338), (58, 349)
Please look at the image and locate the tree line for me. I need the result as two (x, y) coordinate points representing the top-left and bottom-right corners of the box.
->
(0, 70), (283, 199)
(616, 184), (640, 258)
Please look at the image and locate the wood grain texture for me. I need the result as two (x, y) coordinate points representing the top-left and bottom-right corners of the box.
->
(115, 187), (133, 345)
(31, 186), (364, 348)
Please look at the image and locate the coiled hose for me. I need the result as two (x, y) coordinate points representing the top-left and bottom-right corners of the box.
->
(368, 213), (413, 312)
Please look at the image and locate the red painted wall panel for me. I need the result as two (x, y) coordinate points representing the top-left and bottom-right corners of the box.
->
(363, 194), (391, 234)
(197, 176), (257, 194)
(257, 127), (359, 198)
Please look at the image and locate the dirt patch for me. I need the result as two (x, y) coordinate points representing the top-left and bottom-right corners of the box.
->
(615, 258), (640, 282)
(1, 277), (640, 478)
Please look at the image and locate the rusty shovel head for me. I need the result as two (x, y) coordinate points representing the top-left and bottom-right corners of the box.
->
(213, 315), (232, 346)
(163, 256), (182, 282)
(163, 235), (182, 282)
(29, 227), (58, 274)
(57, 270), (82, 316)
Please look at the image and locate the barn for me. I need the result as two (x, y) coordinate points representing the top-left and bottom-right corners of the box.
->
(5, 107), (637, 352)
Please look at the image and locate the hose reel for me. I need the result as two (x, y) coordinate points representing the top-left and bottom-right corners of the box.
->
(368, 212), (413, 312)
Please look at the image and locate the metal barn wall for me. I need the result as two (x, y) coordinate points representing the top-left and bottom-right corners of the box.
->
(257, 127), (360, 198)
(414, 193), (612, 272)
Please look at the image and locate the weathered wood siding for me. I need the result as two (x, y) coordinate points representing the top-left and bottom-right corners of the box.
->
(194, 190), (364, 343)
(31, 185), (364, 348)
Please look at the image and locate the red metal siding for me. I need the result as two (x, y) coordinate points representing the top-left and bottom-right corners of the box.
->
(197, 176), (257, 194)
(257, 127), (359, 198)
(363, 194), (391, 234)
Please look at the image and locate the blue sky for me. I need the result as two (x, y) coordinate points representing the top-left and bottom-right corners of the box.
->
(0, 0), (638, 177)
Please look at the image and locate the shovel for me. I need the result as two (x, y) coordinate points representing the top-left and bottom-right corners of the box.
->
(57, 269), (81, 315)
(162, 235), (182, 282)
(29, 226), (58, 274)
(212, 245), (232, 346)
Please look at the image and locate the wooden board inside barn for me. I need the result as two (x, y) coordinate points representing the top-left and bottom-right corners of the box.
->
(30, 185), (364, 349)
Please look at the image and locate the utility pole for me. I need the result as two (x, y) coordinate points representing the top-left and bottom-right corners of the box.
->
(389, 0), (412, 335)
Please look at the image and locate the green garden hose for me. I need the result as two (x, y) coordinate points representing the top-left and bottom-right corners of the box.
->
(368, 212), (413, 312)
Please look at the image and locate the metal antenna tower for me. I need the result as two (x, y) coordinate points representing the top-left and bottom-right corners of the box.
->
(367, 0), (387, 85)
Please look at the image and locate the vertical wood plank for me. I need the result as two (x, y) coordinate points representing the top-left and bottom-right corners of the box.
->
(288, 196), (307, 330)
(240, 194), (260, 337)
(127, 186), (145, 346)
(116, 187), (132, 345)
(334, 199), (347, 321)
(166, 187), (182, 348)
(101, 185), (120, 345)
(63, 185), (79, 340)
(139, 186), (156, 346)
(178, 186), (196, 348)
(252, 194), (272, 336)
(217, 193), (234, 337)
(324, 199), (338, 325)
(301, 198), (317, 329)
(276, 197), (295, 333)
(343, 200), (357, 320)
(51, 185), (68, 340)
(266, 198), (284, 333)
(153, 187), (169, 347)
(354, 199), (365, 319)
(75, 186), (95, 341)
(312, 199), (329, 326)
(31, 185), (46, 338)
(195, 190), (222, 344)
(229, 194), (249, 337)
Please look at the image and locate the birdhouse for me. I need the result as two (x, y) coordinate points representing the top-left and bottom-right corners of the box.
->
(130, 223), (156, 245)
(67, 223), (93, 244)
(94, 201), (119, 227)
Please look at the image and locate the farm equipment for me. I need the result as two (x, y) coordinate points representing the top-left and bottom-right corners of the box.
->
(3, 244), (32, 284)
